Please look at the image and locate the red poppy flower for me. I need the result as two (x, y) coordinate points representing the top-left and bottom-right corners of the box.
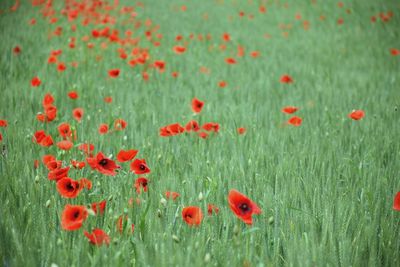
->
(134, 177), (149, 193)
(108, 69), (120, 78)
(282, 106), (299, 114)
(348, 110), (365, 120)
(33, 130), (46, 143)
(42, 154), (56, 165)
(98, 123), (109, 135)
(287, 116), (302, 126)
(68, 91), (78, 99)
(130, 158), (150, 174)
(34, 159), (39, 169)
(192, 98), (204, 113)
(87, 152), (120, 176)
(237, 127), (246, 135)
(393, 192), (400, 211)
(56, 177), (83, 198)
(79, 178), (92, 190)
(222, 33), (231, 42)
(42, 93), (54, 108)
(71, 160), (86, 169)
(57, 140), (74, 150)
(78, 143), (94, 156)
(218, 81), (227, 88)
(84, 229), (110, 246)
(159, 123), (185, 137)
(391, 48), (400, 56)
(182, 206), (203, 226)
(0, 133), (2, 142)
(57, 62), (66, 72)
(165, 191), (180, 200)
(117, 149), (138, 162)
(48, 166), (70, 181)
(173, 45), (186, 54)
(61, 204), (88, 231)
(202, 122), (220, 132)
(225, 57), (237, 64)
(91, 200), (107, 215)
(72, 108), (84, 122)
(104, 96), (112, 103)
(228, 189), (261, 225)
(58, 123), (72, 139)
(31, 76), (41, 87)
(13, 46), (21, 54)
(0, 120), (7, 127)
(198, 132), (209, 139)
(185, 120), (200, 132)
(44, 105), (57, 122)
(280, 74), (293, 84)
(153, 60), (166, 72)
(46, 160), (62, 171)
(114, 119), (127, 130)
(207, 204), (220, 216)
(39, 135), (54, 147)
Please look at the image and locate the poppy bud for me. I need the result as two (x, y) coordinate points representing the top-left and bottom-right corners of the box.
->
(160, 198), (167, 207)
(268, 216), (274, 225)
(35, 175), (40, 183)
(45, 199), (51, 208)
(204, 253), (211, 263)
(233, 225), (240, 236)
(87, 208), (96, 216)
(198, 192), (204, 201)
(172, 235), (180, 243)
(157, 209), (162, 218)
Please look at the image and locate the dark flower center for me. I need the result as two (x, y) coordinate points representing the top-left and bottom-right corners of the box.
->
(239, 203), (251, 213)
(139, 164), (146, 170)
(185, 214), (192, 219)
(73, 211), (80, 219)
(66, 183), (75, 191)
(99, 159), (108, 166)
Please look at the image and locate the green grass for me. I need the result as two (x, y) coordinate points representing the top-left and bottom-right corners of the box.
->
(1, 0), (400, 266)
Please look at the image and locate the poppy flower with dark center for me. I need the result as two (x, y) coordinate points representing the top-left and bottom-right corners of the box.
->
(58, 123), (72, 139)
(72, 108), (84, 122)
(108, 69), (120, 78)
(348, 110), (365, 120)
(134, 177), (149, 193)
(287, 116), (302, 126)
(56, 177), (83, 198)
(280, 74), (293, 84)
(185, 120), (200, 132)
(13, 46), (21, 54)
(130, 159), (150, 174)
(228, 189), (261, 225)
(391, 48), (400, 56)
(0, 120), (8, 127)
(44, 105), (57, 122)
(192, 98), (204, 113)
(182, 206), (203, 226)
(61, 204), (88, 231)
(87, 152), (120, 176)
(114, 119), (127, 131)
(84, 229), (110, 246)
(117, 149), (138, 162)
(225, 57), (237, 64)
(281, 106), (299, 114)
(48, 166), (70, 181)
(91, 200), (107, 215)
(393, 192), (400, 211)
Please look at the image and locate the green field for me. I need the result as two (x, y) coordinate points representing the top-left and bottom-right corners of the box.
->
(1, 0), (400, 266)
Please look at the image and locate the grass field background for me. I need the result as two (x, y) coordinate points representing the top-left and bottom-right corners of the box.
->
(1, 0), (400, 266)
